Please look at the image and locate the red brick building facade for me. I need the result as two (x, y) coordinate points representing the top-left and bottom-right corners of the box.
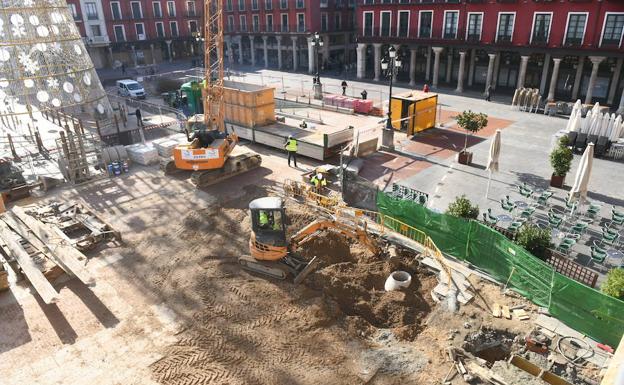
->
(356, 0), (624, 109)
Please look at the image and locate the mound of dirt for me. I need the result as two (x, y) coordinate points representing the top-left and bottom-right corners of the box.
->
(298, 232), (437, 341)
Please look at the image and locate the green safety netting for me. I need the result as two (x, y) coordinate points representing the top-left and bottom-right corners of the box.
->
(377, 191), (624, 346)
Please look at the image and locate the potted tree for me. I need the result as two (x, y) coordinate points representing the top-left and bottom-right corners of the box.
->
(514, 224), (552, 260)
(549, 136), (573, 188)
(446, 195), (479, 219)
(455, 110), (488, 165)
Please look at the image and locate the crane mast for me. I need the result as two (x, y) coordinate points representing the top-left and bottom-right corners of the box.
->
(203, 0), (225, 132)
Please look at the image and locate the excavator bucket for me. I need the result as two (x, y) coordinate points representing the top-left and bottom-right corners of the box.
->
(293, 256), (319, 285)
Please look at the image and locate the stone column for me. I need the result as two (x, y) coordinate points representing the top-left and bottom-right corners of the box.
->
(262, 36), (269, 68)
(585, 56), (605, 104)
(517, 55), (529, 89)
(166, 40), (173, 63)
(392, 44), (399, 83)
(356, 43), (366, 79)
(225, 37), (233, 65)
(445, 48), (453, 84)
(150, 44), (156, 65)
(276, 35), (283, 70)
(432, 47), (443, 88)
(250, 37), (256, 66)
(547, 58), (561, 101)
(607, 58), (623, 105)
(572, 56), (585, 100)
(373, 43), (382, 81)
(409, 48), (417, 87)
(292, 36), (298, 71)
(617, 89), (624, 114)
(468, 48), (476, 87)
(539, 53), (551, 95)
(307, 37), (315, 74)
(425, 46), (432, 82)
(108, 46), (114, 67)
(456, 51), (466, 93)
(235, 36), (243, 64)
(492, 53), (500, 89)
(485, 53), (496, 92)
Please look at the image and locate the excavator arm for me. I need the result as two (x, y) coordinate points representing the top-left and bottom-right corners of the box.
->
(289, 219), (379, 255)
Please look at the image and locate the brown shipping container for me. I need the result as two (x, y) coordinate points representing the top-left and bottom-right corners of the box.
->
(223, 80), (275, 128)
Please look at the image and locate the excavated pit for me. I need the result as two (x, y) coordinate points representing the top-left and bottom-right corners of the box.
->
(463, 327), (520, 366)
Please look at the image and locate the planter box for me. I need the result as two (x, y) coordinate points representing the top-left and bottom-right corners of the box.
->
(550, 174), (565, 188)
(457, 151), (473, 165)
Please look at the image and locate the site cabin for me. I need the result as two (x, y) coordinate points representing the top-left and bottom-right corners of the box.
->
(390, 91), (438, 135)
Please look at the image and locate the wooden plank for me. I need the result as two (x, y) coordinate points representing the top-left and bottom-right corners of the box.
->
(492, 303), (501, 318)
(0, 221), (59, 304)
(9, 207), (94, 286)
(512, 309), (530, 321)
(501, 305), (511, 320)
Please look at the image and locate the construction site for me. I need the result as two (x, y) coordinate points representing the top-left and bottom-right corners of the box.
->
(1, 0), (624, 385)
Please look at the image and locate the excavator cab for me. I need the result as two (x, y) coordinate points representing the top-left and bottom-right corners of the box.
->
(248, 197), (288, 261)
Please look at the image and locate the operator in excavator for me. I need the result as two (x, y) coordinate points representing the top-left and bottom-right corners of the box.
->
(258, 210), (281, 230)
(310, 172), (327, 193)
(187, 126), (226, 148)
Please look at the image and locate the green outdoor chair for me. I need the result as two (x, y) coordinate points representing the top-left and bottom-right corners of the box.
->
(613, 206), (624, 218)
(508, 221), (523, 233)
(602, 225), (618, 237)
(557, 238), (576, 255)
(590, 241), (607, 264)
(565, 200), (578, 214)
(501, 199), (515, 213)
(548, 216), (563, 229)
(518, 183), (533, 198)
(601, 229), (619, 246)
(570, 222), (588, 236)
(549, 208), (564, 221)
(537, 191), (554, 206)
(586, 203), (601, 218)
(612, 215), (624, 226)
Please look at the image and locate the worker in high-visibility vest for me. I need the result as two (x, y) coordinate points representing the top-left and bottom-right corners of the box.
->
(310, 173), (327, 193)
(258, 210), (269, 228)
(284, 135), (298, 168)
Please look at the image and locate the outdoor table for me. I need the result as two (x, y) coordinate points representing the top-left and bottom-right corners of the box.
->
(606, 249), (624, 267)
(514, 201), (529, 209)
(497, 214), (513, 223)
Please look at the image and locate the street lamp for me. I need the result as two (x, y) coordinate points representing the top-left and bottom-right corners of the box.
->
(381, 46), (401, 150)
(311, 31), (324, 100)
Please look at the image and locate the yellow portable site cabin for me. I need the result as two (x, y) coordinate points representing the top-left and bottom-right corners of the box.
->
(390, 91), (438, 135)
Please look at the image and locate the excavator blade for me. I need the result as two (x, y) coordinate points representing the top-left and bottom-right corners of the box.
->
(191, 152), (262, 189)
(293, 256), (319, 285)
(238, 255), (289, 280)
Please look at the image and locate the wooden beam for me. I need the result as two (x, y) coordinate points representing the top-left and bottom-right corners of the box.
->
(0, 221), (59, 304)
(2, 212), (94, 286)
(10, 207), (94, 285)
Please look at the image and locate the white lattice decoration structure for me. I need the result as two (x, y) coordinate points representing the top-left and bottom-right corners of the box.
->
(0, 0), (112, 121)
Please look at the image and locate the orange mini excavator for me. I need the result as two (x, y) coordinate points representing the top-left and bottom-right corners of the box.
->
(169, 0), (260, 188)
(238, 197), (379, 283)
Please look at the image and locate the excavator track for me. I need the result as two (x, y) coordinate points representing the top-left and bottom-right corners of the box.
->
(190, 152), (262, 189)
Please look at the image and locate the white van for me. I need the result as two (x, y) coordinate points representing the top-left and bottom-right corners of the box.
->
(116, 79), (146, 99)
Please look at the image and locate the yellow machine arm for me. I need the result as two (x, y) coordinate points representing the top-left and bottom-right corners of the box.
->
(289, 219), (379, 255)
(203, 0), (225, 131)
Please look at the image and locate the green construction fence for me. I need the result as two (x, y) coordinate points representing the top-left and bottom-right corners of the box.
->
(377, 191), (624, 347)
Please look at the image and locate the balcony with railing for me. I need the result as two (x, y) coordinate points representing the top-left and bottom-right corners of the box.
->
(225, 23), (312, 34)
(84, 35), (111, 46)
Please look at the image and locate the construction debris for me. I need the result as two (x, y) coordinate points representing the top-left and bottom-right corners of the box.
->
(125, 143), (159, 165)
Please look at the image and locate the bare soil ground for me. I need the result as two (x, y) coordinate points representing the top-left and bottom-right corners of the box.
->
(0, 154), (537, 385)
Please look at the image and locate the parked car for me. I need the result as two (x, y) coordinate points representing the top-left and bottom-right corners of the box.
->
(116, 79), (146, 99)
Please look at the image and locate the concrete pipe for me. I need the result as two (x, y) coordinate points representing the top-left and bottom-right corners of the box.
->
(384, 271), (412, 291)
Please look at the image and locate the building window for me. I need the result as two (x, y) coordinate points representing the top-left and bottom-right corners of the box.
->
(266, 14), (273, 31)
(532, 13), (551, 44)
(466, 13), (482, 41)
(334, 13), (341, 30)
(321, 13), (328, 32)
(238, 0), (244, 11)
(85, 2), (98, 20)
(281, 13), (288, 32)
(363, 0), (373, 3)
(152, 2), (162, 18)
(565, 13), (587, 46)
(131, 2), (142, 19)
(399, 0), (408, 3)
(228, 15), (234, 32)
(187, 1), (195, 16)
(189, 20), (197, 33)
(297, 13), (305, 32)
(167, 1), (176, 17)
(68, 4), (79, 20)
(226, 0), (233, 11)
(91, 25), (101, 36)
(443, 10), (458, 39)
(382, 0), (391, 3)
(252, 15), (259, 31)
(156, 21), (165, 37)
(265, 0), (272, 10)
(170, 21), (178, 36)
(398, 10), (409, 38)
(111, 1), (122, 20)
(239, 15), (247, 31)
(280, 0), (287, 9)
(320, 0), (328, 7)
(252, 0), (258, 10)
(380, 11), (391, 37)
(602, 13), (624, 46)
(363, 11), (373, 37)
(113, 25), (125, 42)
(419, 11), (432, 38)
(496, 13), (515, 42)
(296, 0), (304, 8)
(135, 23), (145, 39)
